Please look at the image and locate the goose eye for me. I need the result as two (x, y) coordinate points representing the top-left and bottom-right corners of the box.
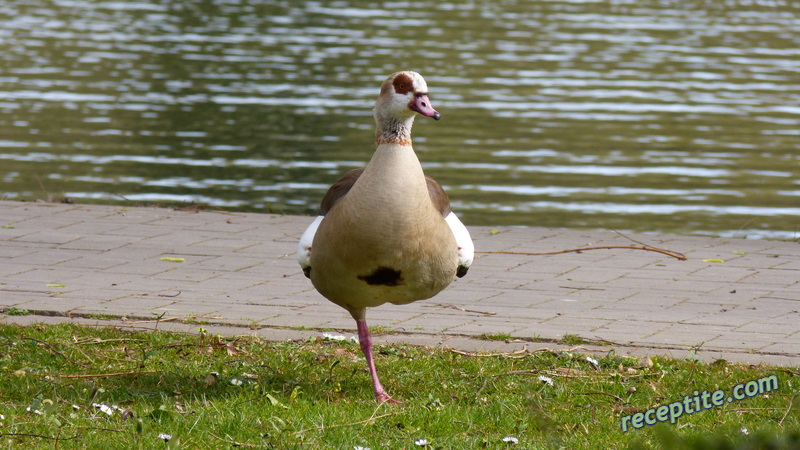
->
(392, 73), (414, 94)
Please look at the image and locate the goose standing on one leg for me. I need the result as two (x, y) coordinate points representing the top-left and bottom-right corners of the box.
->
(297, 71), (474, 403)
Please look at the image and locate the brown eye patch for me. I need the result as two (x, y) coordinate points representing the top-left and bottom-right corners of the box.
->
(393, 73), (413, 94)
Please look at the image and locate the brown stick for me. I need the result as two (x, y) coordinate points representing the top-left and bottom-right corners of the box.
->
(57, 370), (156, 379)
(477, 244), (687, 261)
(0, 432), (78, 441)
(73, 338), (144, 345)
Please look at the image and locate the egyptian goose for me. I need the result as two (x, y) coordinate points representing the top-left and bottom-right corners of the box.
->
(297, 71), (473, 403)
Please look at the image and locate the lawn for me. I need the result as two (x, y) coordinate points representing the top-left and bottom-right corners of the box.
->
(0, 323), (797, 449)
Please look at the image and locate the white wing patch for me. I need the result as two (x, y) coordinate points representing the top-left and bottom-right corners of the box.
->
(444, 212), (474, 271)
(297, 215), (324, 271)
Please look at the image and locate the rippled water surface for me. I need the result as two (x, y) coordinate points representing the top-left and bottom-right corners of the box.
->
(1, 0), (799, 238)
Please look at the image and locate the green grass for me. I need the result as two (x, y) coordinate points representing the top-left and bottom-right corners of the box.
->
(80, 313), (117, 321)
(368, 325), (394, 336)
(477, 332), (514, 341)
(0, 323), (797, 449)
(561, 334), (585, 345)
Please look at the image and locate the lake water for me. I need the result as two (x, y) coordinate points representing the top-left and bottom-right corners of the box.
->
(1, 0), (798, 239)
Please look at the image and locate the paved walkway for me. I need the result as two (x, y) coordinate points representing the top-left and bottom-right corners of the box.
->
(1, 200), (798, 366)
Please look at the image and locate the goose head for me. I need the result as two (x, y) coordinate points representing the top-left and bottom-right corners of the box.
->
(374, 71), (440, 144)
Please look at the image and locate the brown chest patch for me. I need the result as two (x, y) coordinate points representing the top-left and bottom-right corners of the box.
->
(358, 266), (404, 286)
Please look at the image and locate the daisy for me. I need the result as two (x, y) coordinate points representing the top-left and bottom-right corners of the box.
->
(502, 436), (519, 444)
(538, 375), (554, 386)
(414, 438), (430, 446)
(586, 356), (600, 369)
(323, 332), (346, 341)
(157, 433), (172, 442)
(230, 378), (243, 386)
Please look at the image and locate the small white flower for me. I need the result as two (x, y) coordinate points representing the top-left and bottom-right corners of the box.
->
(157, 433), (172, 442)
(99, 404), (113, 416)
(741, 427), (749, 435)
(230, 378), (243, 386)
(586, 356), (599, 369)
(538, 375), (554, 386)
(72, 404), (81, 410)
(414, 438), (430, 446)
(354, 446), (371, 450)
(323, 332), (346, 341)
(1, 414), (5, 420)
(502, 436), (519, 444)
(210, 371), (219, 377)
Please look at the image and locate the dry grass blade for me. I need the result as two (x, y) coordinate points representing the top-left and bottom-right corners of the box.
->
(210, 433), (258, 448)
(778, 394), (796, 426)
(124, 314), (222, 324)
(57, 370), (157, 379)
(450, 348), (530, 358)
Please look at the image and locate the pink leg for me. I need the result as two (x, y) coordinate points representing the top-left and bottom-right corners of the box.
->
(355, 319), (401, 404)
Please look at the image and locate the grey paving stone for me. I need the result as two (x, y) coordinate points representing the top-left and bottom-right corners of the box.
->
(739, 269), (799, 287)
(394, 313), (474, 333)
(10, 230), (85, 245)
(8, 249), (93, 268)
(757, 340), (800, 355)
(680, 310), (758, 327)
(555, 267), (628, 284)
(735, 320), (800, 335)
(722, 253), (797, 269)
(590, 325), (671, 345)
(660, 278), (729, 293)
(53, 253), (131, 270)
(638, 324), (733, 346)
(703, 332), (786, 351)
(629, 309), (710, 324)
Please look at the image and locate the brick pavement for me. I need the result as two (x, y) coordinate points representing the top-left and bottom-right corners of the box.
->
(1, 200), (798, 366)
